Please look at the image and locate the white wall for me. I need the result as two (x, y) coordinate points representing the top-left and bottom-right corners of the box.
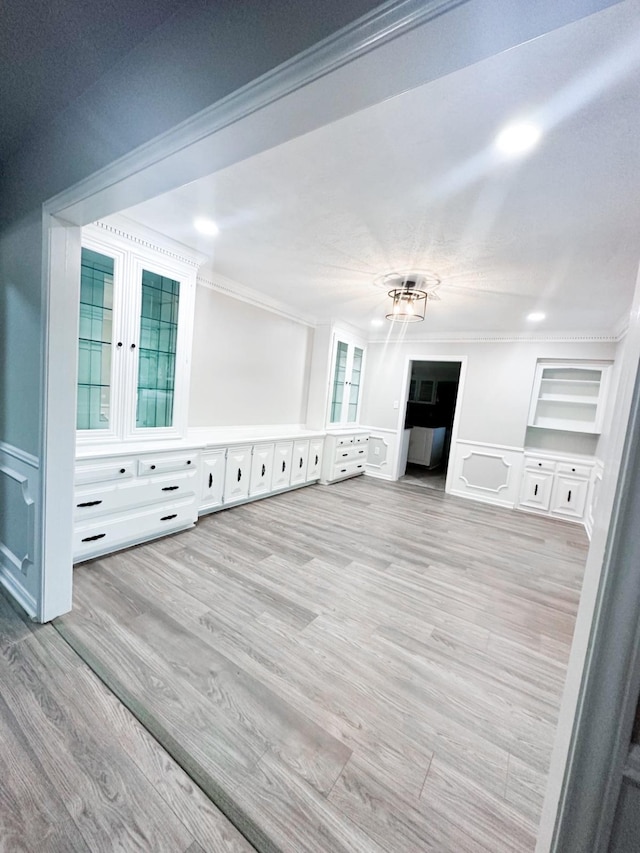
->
(361, 338), (617, 449)
(188, 285), (312, 427)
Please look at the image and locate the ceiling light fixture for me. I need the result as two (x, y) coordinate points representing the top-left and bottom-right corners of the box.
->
(386, 279), (427, 323)
(527, 311), (546, 322)
(194, 217), (219, 236)
(495, 121), (541, 157)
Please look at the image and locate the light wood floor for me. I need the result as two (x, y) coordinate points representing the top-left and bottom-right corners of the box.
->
(0, 592), (254, 851)
(57, 476), (587, 853)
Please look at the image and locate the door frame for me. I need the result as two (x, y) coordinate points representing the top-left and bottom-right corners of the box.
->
(395, 355), (467, 492)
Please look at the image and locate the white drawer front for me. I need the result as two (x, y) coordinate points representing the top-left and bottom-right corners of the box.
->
(556, 462), (591, 479)
(354, 434), (369, 444)
(334, 444), (367, 464)
(74, 496), (197, 561)
(335, 435), (355, 447)
(74, 470), (198, 520)
(523, 457), (556, 473)
(332, 459), (366, 480)
(138, 453), (197, 476)
(75, 459), (135, 485)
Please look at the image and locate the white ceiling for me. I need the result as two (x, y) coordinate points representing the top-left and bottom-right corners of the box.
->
(115, 0), (640, 338)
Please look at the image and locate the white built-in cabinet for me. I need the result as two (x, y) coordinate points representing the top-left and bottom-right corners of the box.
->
(528, 360), (611, 434)
(201, 449), (225, 510)
(250, 444), (275, 496)
(200, 437), (323, 513)
(224, 445), (252, 503)
(74, 433), (325, 561)
(321, 431), (369, 484)
(77, 223), (200, 447)
(328, 332), (366, 426)
(518, 454), (593, 522)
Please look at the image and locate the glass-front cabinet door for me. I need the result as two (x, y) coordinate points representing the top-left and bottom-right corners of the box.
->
(77, 248), (116, 431)
(136, 269), (180, 429)
(76, 224), (198, 446)
(328, 334), (366, 426)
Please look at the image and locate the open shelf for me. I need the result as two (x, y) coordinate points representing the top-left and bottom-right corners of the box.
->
(528, 361), (611, 434)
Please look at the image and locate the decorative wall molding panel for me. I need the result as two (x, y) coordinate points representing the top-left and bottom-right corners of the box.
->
(0, 442), (39, 618)
(449, 441), (524, 508)
(367, 435), (389, 470)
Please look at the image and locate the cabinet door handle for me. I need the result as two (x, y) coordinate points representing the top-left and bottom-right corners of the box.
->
(77, 500), (102, 508)
(237, 467), (242, 482)
(342, 452), (348, 457)
(162, 485), (179, 491)
(81, 533), (106, 543)
(299, 457), (303, 468)
(340, 468), (347, 473)
(130, 343), (136, 349)
(161, 514), (177, 521)
(534, 485), (538, 497)
(208, 473), (213, 488)
(262, 464), (266, 477)
(282, 461), (286, 473)
(315, 455), (319, 465)
(116, 341), (123, 348)
(567, 490), (572, 503)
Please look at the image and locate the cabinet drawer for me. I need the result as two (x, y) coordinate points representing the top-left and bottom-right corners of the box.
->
(556, 462), (591, 478)
(75, 459), (135, 485)
(74, 496), (197, 561)
(334, 444), (367, 463)
(335, 435), (355, 447)
(333, 459), (366, 479)
(74, 469), (199, 519)
(138, 453), (197, 475)
(523, 457), (556, 473)
(354, 435), (369, 444)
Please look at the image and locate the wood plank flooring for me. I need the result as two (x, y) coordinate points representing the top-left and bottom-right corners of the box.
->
(0, 592), (255, 852)
(57, 476), (588, 852)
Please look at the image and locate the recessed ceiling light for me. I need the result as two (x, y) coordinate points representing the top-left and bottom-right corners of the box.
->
(371, 318), (384, 327)
(527, 311), (546, 322)
(194, 217), (219, 236)
(495, 121), (542, 156)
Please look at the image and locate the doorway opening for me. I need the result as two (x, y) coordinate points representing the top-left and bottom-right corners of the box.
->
(400, 360), (461, 491)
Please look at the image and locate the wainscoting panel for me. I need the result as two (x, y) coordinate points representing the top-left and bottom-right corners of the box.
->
(449, 440), (524, 508)
(0, 442), (39, 617)
(365, 429), (394, 480)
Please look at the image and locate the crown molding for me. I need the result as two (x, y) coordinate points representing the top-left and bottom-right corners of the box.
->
(91, 215), (208, 268)
(367, 330), (620, 344)
(197, 272), (317, 327)
(613, 312), (630, 342)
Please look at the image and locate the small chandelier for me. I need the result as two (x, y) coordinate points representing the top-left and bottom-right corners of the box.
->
(386, 279), (427, 322)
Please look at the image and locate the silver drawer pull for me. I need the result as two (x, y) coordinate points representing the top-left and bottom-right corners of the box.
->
(161, 514), (177, 522)
(162, 485), (179, 491)
(77, 500), (102, 508)
(81, 533), (106, 543)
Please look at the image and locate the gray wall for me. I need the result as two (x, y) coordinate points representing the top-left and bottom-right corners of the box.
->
(361, 338), (617, 450)
(188, 286), (312, 427)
